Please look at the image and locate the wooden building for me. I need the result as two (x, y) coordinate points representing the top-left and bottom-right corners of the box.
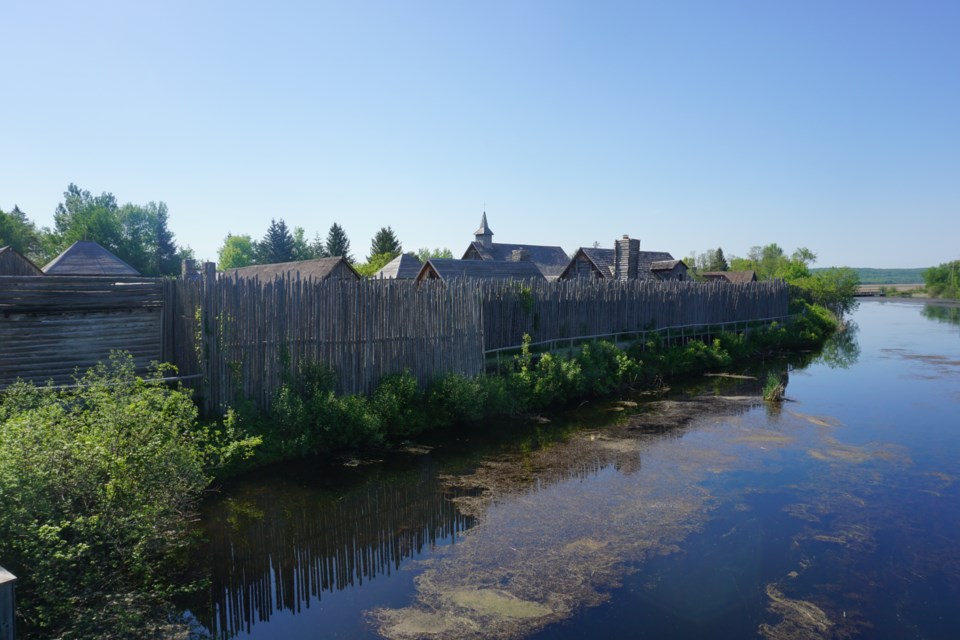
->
(650, 259), (689, 282)
(701, 270), (757, 284)
(558, 236), (688, 282)
(225, 257), (360, 282)
(42, 240), (140, 276)
(374, 253), (422, 279)
(416, 258), (545, 283)
(0, 245), (43, 276)
(461, 212), (569, 279)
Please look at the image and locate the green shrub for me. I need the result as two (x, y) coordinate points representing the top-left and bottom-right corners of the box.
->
(0, 353), (253, 637)
(372, 371), (426, 437)
(425, 373), (487, 427)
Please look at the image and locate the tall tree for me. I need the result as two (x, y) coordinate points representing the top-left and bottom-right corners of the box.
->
(51, 184), (185, 275)
(218, 234), (257, 270)
(291, 226), (315, 261)
(0, 205), (42, 258)
(368, 226), (402, 261)
(258, 218), (295, 264)
(325, 223), (352, 262)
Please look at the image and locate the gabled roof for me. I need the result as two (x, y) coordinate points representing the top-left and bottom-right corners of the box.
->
(225, 257), (360, 281)
(0, 246), (44, 276)
(462, 242), (569, 278)
(374, 253), (422, 279)
(42, 241), (140, 276)
(651, 259), (686, 271)
(701, 270), (757, 284)
(417, 258), (545, 282)
(560, 247), (676, 280)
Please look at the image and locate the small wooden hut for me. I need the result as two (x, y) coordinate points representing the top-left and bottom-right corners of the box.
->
(0, 246), (43, 276)
(225, 257), (360, 282)
(416, 258), (545, 283)
(42, 240), (140, 276)
(374, 253), (422, 279)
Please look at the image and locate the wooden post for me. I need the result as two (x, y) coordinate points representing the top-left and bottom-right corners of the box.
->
(0, 565), (15, 640)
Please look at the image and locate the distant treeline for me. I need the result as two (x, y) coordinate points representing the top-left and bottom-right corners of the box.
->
(812, 267), (926, 285)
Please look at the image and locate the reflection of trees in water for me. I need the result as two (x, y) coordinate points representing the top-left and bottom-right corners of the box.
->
(922, 303), (960, 331)
(192, 463), (475, 638)
(815, 321), (861, 369)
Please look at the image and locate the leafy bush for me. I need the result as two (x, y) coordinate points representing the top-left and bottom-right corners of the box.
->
(372, 371), (426, 437)
(0, 353), (255, 637)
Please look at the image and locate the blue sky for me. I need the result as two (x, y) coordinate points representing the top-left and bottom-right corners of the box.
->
(2, 0), (957, 268)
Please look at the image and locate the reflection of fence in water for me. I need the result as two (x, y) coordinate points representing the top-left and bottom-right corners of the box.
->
(199, 468), (475, 637)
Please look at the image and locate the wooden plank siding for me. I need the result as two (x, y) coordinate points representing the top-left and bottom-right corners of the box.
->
(0, 276), (165, 388)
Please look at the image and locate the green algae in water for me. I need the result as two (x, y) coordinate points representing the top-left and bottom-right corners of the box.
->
(370, 396), (764, 639)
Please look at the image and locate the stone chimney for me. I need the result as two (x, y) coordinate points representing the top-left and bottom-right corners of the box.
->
(613, 235), (640, 280)
(510, 248), (530, 262)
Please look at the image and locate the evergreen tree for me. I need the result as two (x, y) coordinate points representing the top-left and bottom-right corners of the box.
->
(258, 218), (295, 264)
(325, 223), (352, 262)
(714, 247), (728, 271)
(368, 226), (402, 261)
(0, 205), (42, 258)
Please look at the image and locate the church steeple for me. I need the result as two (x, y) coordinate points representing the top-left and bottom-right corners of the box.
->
(474, 212), (494, 248)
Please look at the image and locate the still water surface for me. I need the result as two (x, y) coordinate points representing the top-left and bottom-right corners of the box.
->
(185, 299), (960, 639)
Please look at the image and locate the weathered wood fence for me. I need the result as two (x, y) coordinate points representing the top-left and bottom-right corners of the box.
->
(2, 270), (789, 415)
(0, 276), (166, 388)
(480, 278), (790, 351)
(186, 268), (484, 413)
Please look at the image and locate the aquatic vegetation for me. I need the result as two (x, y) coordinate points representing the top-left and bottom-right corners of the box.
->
(763, 373), (786, 402)
(369, 396), (763, 639)
(759, 583), (833, 640)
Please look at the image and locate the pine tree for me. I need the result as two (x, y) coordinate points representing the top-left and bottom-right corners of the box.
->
(325, 223), (352, 262)
(368, 226), (402, 261)
(714, 247), (728, 272)
(258, 218), (295, 264)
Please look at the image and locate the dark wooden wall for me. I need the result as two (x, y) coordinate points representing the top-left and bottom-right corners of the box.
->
(0, 276), (164, 388)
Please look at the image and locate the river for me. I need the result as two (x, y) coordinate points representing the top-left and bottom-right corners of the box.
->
(182, 299), (960, 639)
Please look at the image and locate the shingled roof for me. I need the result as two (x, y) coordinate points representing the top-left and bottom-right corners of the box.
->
(42, 241), (140, 276)
(0, 246), (44, 276)
(701, 270), (757, 284)
(417, 258), (545, 282)
(225, 257), (360, 282)
(462, 242), (569, 278)
(559, 247), (676, 280)
(374, 253), (422, 279)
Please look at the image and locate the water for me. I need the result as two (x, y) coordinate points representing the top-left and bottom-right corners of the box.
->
(184, 299), (960, 639)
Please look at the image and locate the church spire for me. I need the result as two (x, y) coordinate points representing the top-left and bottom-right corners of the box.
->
(474, 211), (494, 248)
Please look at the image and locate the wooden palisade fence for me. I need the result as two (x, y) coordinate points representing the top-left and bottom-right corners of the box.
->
(2, 267), (788, 416)
(480, 278), (790, 351)
(185, 265), (485, 413)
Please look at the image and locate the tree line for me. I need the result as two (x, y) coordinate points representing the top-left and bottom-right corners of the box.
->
(2, 185), (454, 278)
(687, 243), (860, 319)
(1, 184), (190, 276)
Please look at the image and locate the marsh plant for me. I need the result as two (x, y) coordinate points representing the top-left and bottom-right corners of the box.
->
(763, 373), (786, 402)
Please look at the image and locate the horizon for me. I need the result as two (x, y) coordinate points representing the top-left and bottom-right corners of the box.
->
(2, 1), (958, 270)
